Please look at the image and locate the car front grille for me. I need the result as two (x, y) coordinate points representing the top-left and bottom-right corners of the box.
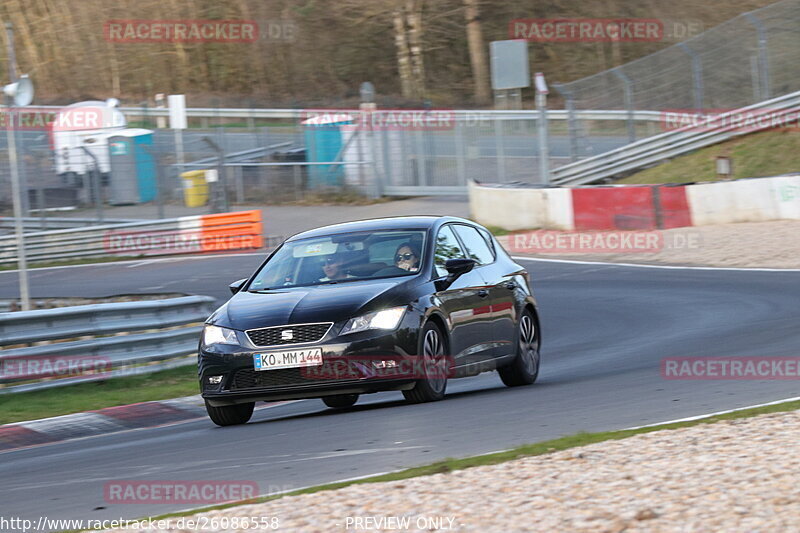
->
(230, 367), (350, 390)
(245, 322), (332, 347)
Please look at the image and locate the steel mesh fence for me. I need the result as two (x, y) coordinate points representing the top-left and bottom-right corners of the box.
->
(554, 0), (800, 157)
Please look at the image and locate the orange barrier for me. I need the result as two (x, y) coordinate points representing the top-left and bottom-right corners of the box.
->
(199, 210), (264, 252)
(103, 210), (264, 257)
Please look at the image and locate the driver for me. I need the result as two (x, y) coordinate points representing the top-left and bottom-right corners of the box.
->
(320, 255), (352, 281)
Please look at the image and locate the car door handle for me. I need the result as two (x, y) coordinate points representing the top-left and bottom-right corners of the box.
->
(477, 289), (489, 298)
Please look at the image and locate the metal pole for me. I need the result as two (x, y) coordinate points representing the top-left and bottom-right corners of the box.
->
(556, 85), (580, 163)
(7, 101), (31, 310)
(202, 137), (227, 213)
(678, 43), (704, 111)
(174, 129), (184, 170)
(536, 91), (550, 185)
(494, 117), (506, 183)
(5, 23), (30, 310)
(612, 68), (636, 144)
(744, 13), (770, 101)
(79, 146), (103, 222)
(454, 119), (467, 185)
(156, 158), (165, 219)
(750, 55), (762, 102)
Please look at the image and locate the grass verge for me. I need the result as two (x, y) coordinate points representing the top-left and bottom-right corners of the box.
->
(141, 397), (800, 522)
(0, 366), (198, 425)
(619, 129), (800, 184)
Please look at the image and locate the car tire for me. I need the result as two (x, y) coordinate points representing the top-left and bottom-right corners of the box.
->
(498, 310), (540, 387)
(402, 322), (448, 404)
(322, 394), (359, 409)
(204, 400), (255, 426)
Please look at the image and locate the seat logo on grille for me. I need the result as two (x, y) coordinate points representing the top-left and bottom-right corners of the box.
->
(281, 330), (294, 340)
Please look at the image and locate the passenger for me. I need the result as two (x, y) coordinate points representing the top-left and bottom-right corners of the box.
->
(394, 242), (421, 272)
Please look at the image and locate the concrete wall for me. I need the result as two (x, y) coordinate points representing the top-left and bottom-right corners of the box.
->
(470, 175), (800, 230)
(468, 181), (574, 230)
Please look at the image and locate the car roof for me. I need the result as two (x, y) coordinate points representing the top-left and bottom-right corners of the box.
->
(286, 216), (477, 241)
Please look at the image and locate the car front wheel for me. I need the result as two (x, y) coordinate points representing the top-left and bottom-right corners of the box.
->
(322, 394), (359, 409)
(498, 310), (540, 387)
(402, 322), (448, 403)
(205, 400), (255, 426)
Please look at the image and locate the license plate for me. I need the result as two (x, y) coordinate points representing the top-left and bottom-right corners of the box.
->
(253, 348), (323, 371)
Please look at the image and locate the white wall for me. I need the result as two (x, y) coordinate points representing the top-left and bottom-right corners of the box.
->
(468, 181), (574, 230)
(470, 175), (800, 231)
(687, 175), (800, 225)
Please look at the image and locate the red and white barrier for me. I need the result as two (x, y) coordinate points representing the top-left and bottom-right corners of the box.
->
(470, 175), (800, 231)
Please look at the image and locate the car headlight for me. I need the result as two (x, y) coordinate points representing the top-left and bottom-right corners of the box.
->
(340, 306), (406, 336)
(202, 325), (239, 346)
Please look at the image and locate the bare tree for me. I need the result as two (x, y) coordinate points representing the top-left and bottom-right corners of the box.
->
(393, 8), (414, 98)
(393, 0), (426, 100)
(463, 0), (490, 104)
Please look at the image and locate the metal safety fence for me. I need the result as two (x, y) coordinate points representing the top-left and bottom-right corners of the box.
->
(0, 0), (797, 211)
(0, 295), (214, 394)
(0, 209), (265, 265)
(551, 89), (800, 186)
(553, 0), (800, 158)
(0, 106), (664, 219)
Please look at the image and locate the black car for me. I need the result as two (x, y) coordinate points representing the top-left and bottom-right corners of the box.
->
(199, 216), (541, 426)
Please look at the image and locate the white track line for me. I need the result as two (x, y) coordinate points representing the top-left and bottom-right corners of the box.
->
(624, 395), (800, 430)
(512, 256), (800, 272)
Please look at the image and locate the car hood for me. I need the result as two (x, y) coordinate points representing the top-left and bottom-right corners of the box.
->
(209, 278), (417, 331)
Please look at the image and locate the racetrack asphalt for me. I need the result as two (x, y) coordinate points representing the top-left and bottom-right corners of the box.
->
(1, 255), (799, 526)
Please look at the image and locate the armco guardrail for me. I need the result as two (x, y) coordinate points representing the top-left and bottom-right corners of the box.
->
(29, 105), (663, 123)
(551, 90), (800, 186)
(0, 295), (215, 394)
(0, 217), (135, 232)
(0, 210), (264, 265)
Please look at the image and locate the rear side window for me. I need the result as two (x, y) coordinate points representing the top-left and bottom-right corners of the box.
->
(434, 225), (466, 277)
(477, 227), (496, 255)
(453, 225), (495, 265)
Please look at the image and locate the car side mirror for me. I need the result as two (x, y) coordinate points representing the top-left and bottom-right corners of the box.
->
(446, 258), (476, 277)
(229, 279), (247, 295)
(436, 258), (476, 291)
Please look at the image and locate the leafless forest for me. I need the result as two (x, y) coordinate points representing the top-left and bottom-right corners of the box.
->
(0, 0), (779, 106)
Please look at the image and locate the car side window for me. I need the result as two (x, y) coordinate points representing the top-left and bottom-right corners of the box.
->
(434, 225), (466, 277)
(453, 225), (495, 265)
(477, 227), (497, 258)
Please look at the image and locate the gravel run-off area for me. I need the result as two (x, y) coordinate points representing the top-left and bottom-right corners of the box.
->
(497, 219), (800, 269)
(115, 409), (800, 532)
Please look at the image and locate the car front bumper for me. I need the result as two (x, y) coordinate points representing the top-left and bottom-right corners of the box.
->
(200, 325), (423, 406)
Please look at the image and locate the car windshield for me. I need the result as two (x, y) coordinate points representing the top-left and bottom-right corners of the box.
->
(248, 230), (427, 290)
